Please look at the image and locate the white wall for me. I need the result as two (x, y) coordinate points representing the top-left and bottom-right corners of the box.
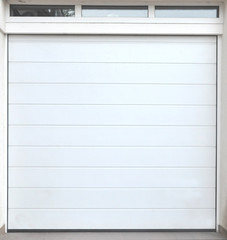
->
(0, 0), (6, 231)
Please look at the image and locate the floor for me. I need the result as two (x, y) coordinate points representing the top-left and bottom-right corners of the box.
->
(0, 232), (227, 240)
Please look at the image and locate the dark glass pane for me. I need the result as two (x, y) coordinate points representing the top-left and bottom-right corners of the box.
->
(155, 6), (219, 18)
(82, 6), (148, 18)
(10, 5), (75, 17)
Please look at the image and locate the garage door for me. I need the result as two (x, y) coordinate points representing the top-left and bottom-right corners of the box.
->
(8, 35), (216, 230)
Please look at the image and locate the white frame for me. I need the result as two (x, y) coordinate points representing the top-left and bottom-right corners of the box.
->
(2, 34), (8, 234)
(216, 35), (222, 233)
(4, 0), (223, 35)
(5, 0), (224, 24)
(5, 33), (221, 232)
(2, 0), (223, 233)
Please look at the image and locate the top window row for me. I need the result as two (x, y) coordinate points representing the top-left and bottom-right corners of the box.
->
(10, 5), (219, 18)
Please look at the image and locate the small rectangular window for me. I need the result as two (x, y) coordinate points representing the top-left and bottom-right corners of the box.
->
(82, 5), (148, 18)
(10, 5), (75, 17)
(155, 6), (219, 18)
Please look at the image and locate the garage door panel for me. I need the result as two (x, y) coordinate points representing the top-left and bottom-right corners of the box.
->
(9, 189), (215, 209)
(9, 105), (216, 126)
(8, 147), (216, 167)
(8, 209), (215, 230)
(9, 168), (215, 188)
(9, 63), (216, 84)
(9, 126), (216, 147)
(9, 84), (216, 105)
(9, 38), (216, 63)
(8, 35), (216, 230)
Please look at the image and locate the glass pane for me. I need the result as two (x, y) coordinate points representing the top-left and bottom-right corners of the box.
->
(10, 5), (75, 17)
(155, 6), (219, 18)
(82, 6), (148, 18)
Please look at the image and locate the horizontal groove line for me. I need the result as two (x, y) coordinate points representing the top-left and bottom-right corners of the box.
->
(7, 21), (221, 24)
(8, 147), (216, 150)
(9, 125), (216, 127)
(9, 104), (217, 106)
(8, 166), (216, 169)
(8, 208), (215, 210)
(9, 37), (216, 40)
(9, 40), (216, 44)
(9, 166), (216, 169)
(9, 61), (216, 64)
(9, 187), (216, 189)
(9, 103), (216, 108)
(9, 83), (216, 85)
(9, 145), (216, 148)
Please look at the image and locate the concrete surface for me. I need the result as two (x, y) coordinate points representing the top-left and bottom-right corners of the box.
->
(0, 232), (227, 240)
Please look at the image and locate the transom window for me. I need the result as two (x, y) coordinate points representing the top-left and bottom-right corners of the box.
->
(9, 4), (220, 19)
(155, 6), (219, 18)
(10, 5), (75, 17)
(82, 6), (148, 18)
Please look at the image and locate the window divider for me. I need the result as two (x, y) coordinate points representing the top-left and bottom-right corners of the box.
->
(148, 4), (155, 18)
(75, 5), (82, 18)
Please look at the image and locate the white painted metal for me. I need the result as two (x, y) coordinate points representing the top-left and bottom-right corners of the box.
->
(9, 168), (215, 188)
(8, 35), (216, 230)
(9, 126), (216, 146)
(9, 209), (215, 230)
(5, 22), (223, 35)
(9, 63), (216, 84)
(9, 147), (216, 167)
(216, 35), (222, 230)
(9, 188), (215, 209)
(9, 105), (216, 125)
(9, 85), (216, 105)
(9, 36), (216, 63)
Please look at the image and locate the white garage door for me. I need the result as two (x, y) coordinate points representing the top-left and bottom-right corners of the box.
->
(8, 35), (216, 230)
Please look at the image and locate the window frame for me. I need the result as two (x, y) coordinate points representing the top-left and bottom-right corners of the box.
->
(6, 0), (223, 24)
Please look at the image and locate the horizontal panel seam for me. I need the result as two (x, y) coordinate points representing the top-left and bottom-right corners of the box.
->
(8, 208), (216, 210)
(9, 42), (217, 45)
(8, 166), (216, 169)
(8, 104), (217, 106)
(8, 83), (217, 85)
(8, 209), (216, 211)
(9, 40), (217, 43)
(8, 187), (216, 189)
(8, 61), (217, 64)
(8, 125), (217, 127)
(8, 146), (217, 149)
(8, 145), (217, 147)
